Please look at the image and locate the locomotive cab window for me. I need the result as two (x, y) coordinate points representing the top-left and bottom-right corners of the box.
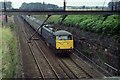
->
(56, 35), (72, 40)
(68, 35), (72, 40)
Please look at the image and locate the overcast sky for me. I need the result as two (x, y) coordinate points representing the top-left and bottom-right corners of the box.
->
(0, 0), (115, 8)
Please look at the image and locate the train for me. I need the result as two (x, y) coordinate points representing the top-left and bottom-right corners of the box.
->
(21, 15), (74, 54)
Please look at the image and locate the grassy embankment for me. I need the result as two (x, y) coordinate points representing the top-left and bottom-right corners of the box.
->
(0, 20), (19, 78)
(45, 15), (120, 40)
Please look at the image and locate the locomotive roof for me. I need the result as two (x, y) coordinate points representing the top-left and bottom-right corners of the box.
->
(54, 30), (72, 36)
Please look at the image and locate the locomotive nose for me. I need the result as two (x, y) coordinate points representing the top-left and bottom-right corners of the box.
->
(56, 40), (74, 49)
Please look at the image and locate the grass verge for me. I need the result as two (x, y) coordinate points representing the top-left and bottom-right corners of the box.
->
(0, 25), (19, 78)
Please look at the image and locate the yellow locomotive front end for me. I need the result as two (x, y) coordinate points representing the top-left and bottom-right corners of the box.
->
(54, 30), (74, 53)
(56, 36), (74, 50)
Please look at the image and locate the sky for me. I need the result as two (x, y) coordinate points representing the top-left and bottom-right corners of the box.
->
(0, 0), (116, 8)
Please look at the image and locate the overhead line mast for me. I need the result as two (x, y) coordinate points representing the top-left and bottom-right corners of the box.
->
(4, 0), (8, 22)
(64, 0), (66, 11)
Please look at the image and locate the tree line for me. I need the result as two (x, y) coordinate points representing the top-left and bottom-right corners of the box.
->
(20, 2), (61, 10)
(0, 1), (12, 10)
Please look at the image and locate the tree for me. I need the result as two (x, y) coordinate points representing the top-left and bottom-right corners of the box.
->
(20, 2), (59, 10)
(0, 1), (12, 10)
(96, 6), (98, 9)
(82, 5), (85, 9)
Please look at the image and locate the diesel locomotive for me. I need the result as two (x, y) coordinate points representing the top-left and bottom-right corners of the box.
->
(22, 15), (74, 54)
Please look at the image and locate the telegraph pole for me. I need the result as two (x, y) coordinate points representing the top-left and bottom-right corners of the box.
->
(63, 0), (66, 11)
(4, 0), (8, 22)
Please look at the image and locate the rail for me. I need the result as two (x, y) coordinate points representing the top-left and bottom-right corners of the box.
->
(75, 49), (113, 76)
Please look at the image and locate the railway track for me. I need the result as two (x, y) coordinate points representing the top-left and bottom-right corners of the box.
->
(74, 49), (113, 76)
(15, 16), (42, 78)
(21, 17), (61, 79)
(25, 18), (94, 79)
(15, 15), (105, 79)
